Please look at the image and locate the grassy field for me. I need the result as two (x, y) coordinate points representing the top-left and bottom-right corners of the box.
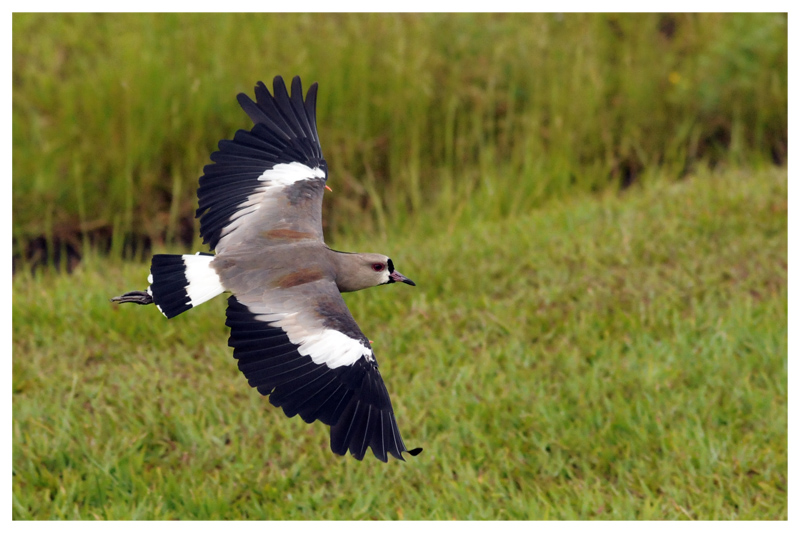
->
(12, 166), (787, 520)
(12, 13), (787, 260)
(12, 11), (788, 521)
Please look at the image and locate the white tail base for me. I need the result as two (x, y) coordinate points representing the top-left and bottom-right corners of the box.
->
(182, 253), (225, 307)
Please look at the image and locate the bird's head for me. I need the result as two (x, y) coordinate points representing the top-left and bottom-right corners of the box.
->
(336, 253), (416, 292)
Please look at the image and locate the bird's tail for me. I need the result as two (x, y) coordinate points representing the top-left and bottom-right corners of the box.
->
(112, 253), (225, 319)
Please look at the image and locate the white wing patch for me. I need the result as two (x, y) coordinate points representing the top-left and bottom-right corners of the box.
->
(258, 161), (326, 185)
(250, 310), (372, 369)
(296, 328), (373, 369)
(215, 162), (325, 252)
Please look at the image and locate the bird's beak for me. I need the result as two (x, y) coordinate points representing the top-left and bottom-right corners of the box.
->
(390, 270), (416, 286)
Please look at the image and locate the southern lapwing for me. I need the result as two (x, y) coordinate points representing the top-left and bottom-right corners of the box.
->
(113, 76), (421, 462)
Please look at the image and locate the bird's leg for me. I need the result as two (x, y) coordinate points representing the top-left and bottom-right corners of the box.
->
(111, 290), (153, 305)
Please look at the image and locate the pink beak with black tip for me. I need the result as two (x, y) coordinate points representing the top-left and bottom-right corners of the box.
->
(390, 270), (416, 286)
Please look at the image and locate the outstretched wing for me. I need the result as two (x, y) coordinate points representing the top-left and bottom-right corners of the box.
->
(196, 76), (329, 253)
(225, 288), (421, 462)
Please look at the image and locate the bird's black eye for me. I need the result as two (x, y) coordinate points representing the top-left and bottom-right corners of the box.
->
(372, 263), (385, 272)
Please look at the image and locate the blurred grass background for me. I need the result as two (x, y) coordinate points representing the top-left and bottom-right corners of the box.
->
(13, 13), (787, 265)
(12, 12), (787, 520)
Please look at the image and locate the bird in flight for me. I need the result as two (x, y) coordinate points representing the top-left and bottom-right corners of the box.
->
(113, 76), (422, 462)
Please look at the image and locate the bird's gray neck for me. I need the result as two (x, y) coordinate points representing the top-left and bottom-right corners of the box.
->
(326, 249), (370, 293)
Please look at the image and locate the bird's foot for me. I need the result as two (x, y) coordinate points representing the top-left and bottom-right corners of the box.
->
(111, 290), (153, 305)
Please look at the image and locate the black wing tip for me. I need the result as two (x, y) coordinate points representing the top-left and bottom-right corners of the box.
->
(239, 76), (314, 98)
(383, 446), (424, 462)
(242, 75), (318, 103)
(271, 75), (288, 98)
(390, 446), (424, 461)
(290, 76), (320, 101)
(333, 445), (423, 463)
(235, 91), (255, 108)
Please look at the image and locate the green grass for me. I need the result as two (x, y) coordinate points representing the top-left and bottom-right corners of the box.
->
(12, 11), (788, 520)
(12, 166), (787, 519)
(12, 13), (787, 257)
